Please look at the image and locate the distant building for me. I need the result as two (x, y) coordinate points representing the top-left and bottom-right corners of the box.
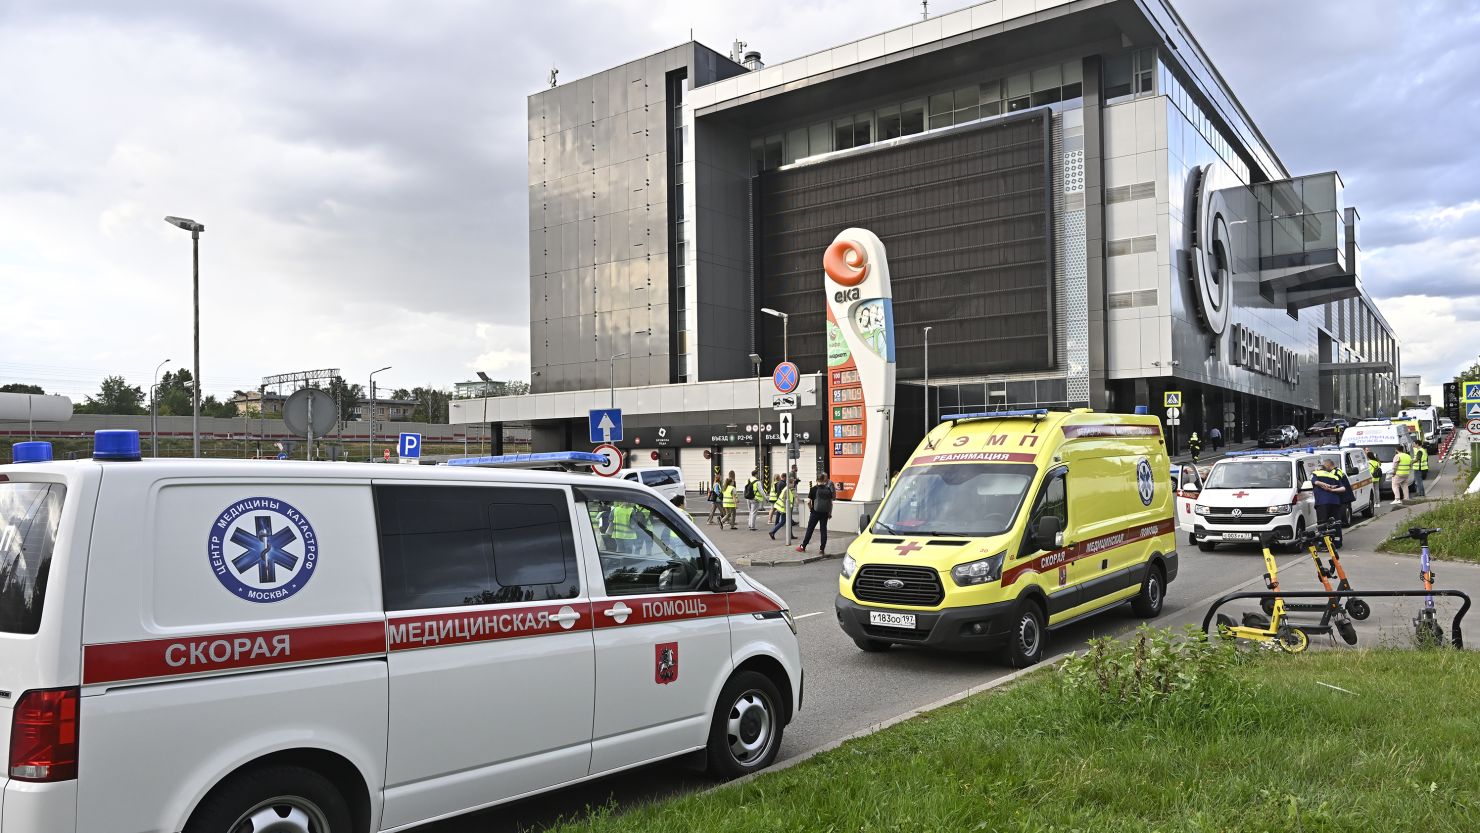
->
(453, 380), (526, 399)
(356, 397), (417, 422)
(229, 391), (286, 417)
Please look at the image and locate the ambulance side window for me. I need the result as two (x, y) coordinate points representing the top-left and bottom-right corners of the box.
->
(582, 494), (706, 597)
(374, 485), (581, 611)
(1019, 468), (1067, 557)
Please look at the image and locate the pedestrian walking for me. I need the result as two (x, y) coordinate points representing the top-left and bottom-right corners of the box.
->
(745, 469), (764, 530)
(796, 474), (837, 554)
(768, 475), (793, 539)
(1412, 445), (1429, 497)
(1311, 458), (1350, 548)
(1391, 447), (1414, 506)
(720, 472), (738, 529)
(705, 475), (722, 525)
(1209, 426), (1222, 452)
(1366, 449), (1383, 509)
(1187, 432), (1202, 462)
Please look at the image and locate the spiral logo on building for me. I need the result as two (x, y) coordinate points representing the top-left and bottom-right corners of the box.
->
(1136, 458), (1155, 506)
(208, 497), (319, 603)
(823, 238), (869, 287)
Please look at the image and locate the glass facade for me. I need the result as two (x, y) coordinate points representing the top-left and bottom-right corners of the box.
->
(748, 59), (1083, 173)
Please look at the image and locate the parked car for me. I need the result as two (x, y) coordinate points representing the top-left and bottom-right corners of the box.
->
(1306, 419), (1347, 437)
(1258, 427), (1290, 448)
(1278, 425), (1300, 444)
(621, 465), (687, 506)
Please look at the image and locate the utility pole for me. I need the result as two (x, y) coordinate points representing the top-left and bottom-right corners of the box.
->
(923, 326), (932, 430)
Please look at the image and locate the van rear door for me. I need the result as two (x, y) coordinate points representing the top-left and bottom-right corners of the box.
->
(0, 469), (96, 828)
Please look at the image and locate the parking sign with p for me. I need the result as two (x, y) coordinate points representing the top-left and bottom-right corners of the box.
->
(397, 432), (422, 463)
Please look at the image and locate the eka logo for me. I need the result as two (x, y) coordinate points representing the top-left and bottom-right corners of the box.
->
(1136, 458), (1155, 506)
(208, 497), (319, 603)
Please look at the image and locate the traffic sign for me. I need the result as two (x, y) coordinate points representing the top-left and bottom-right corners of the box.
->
(773, 362), (800, 394)
(1468, 419), (1480, 435)
(773, 393), (798, 411)
(397, 432), (422, 462)
(1167, 418), (1181, 426)
(1165, 407), (1181, 421)
(589, 408), (623, 444)
(779, 412), (794, 444)
(1465, 382), (1480, 402)
(1164, 391), (1183, 407)
(1467, 402), (1480, 419)
(591, 443), (623, 477)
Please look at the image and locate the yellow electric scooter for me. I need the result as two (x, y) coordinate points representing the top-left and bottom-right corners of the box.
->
(1216, 532), (1310, 653)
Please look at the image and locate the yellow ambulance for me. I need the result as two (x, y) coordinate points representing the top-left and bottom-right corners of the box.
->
(835, 409), (1178, 667)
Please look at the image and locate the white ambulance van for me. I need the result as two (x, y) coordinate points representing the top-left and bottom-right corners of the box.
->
(0, 432), (800, 833)
(1338, 420), (1415, 498)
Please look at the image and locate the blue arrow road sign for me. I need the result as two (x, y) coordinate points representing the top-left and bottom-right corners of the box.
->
(589, 408), (623, 444)
(397, 433), (422, 458)
(773, 361), (800, 394)
(1465, 382), (1480, 401)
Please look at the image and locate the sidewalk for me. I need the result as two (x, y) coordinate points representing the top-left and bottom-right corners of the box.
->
(688, 500), (855, 566)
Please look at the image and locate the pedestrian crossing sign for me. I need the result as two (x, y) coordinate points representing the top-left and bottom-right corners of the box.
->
(1164, 391), (1182, 407)
(1464, 382), (1480, 402)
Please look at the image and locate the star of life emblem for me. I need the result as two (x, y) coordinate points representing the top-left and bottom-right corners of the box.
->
(208, 497), (319, 603)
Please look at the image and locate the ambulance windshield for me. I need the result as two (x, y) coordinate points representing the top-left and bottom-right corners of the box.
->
(872, 463), (1035, 537)
(1204, 461), (1293, 490)
(0, 482), (67, 634)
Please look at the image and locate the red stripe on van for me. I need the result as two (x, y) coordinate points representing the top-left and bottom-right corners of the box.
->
(1002, 518), (1176, 586)
(386, 602), (595, 651)
(82, 621), (387, 685)
(727, 590), (784, 616)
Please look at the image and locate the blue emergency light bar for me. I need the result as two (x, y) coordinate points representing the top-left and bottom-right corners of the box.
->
(1224, 446), (1320, 457)
(93, 429), (142, 461)
(11, 441), (54, 463)
(941, 408), (1049, 423)
(447, 451), (607, 470)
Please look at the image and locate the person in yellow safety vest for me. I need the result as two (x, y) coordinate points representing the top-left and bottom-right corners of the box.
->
(768, 475), (793, 540)
(1391, 447), (1414, 506)
(1366, 450), (1384, 509)
(610, 501), (639, 554)
(746, 469), (766, 531)
(1412, 445), (1430, 498)
(720, 472), (739, 530)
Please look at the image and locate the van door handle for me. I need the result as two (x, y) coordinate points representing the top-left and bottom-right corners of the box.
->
(549, 610), (581, 625)
(603, 602), (632, 624)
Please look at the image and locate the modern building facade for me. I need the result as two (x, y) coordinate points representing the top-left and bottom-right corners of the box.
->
(465, 0), (1402, 474)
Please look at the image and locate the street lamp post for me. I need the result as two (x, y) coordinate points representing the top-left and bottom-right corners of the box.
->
(164, 216), (205, 457)
(923, 326), (932, 429)
(760, 308), (789, 367)
(151, 358), (171, 457)
(369, 366), (391, 460)
(750, 352), (763, 486)
(760, 308), (791, 540)
(608, 329), (651, 409)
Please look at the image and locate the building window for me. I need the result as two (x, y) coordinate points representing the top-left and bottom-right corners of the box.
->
(808, 121), (832, 155)
(901, 99), (925, 135)
(877, 104), (902, 140)
(833, 115), (855, 150)
(1105, 48), (1155, 101)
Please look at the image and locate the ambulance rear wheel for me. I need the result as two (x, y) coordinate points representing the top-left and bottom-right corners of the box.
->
(186, 764), (353, 833)
(1130, 564), (1164, 618)
(1001, 600), (1046, 668)
(707, 670), (784, 780)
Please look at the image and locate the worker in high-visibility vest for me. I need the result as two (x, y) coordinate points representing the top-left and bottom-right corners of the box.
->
(768, 475), (793, 540)
(720, 472), (739, 530)
(1366, 450), (1384, 508)
(611, 501), (639, 553)
(1391, 447), (1414, 506)
(1412, 445), (1430, 497)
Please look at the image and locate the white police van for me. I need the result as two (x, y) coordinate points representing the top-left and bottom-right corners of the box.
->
(1190, 449), (1319, 552)
(0, 432), (800, 833)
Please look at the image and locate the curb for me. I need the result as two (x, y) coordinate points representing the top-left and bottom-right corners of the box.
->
(735, 552), (842, 568)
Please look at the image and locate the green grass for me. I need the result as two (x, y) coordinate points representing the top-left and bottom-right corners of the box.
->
(553, 649), (1480, 832)
(1378, 492), (1480, 564)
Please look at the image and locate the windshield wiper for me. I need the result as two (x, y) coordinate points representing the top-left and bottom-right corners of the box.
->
(872, 522), (898, 534)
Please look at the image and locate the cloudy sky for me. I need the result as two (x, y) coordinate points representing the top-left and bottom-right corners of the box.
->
(1, 0), (1474, 403)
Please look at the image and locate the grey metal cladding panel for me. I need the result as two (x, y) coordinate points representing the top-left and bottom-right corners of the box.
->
(757, 114), (1054, 379)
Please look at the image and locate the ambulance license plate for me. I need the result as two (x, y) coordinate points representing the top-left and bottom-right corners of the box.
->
(1221, 532), (1254, 541)
(869, 611), (916, 629)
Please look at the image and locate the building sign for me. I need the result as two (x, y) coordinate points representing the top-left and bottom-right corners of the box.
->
(1230, 323), (1300, 384)
(824, 228), (896, 502)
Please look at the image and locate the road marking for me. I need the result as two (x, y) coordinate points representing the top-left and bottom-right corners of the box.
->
(795, 612), (825, 620)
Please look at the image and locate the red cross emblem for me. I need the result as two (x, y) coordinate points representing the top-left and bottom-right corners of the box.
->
(1232, 491), (1250, 498)
(895, 541), (923, 556)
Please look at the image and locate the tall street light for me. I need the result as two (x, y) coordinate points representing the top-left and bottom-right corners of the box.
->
(923, 326), (933, 429)
(760, 308), (791, 539)
(609, 329), (651, 408)
(750, 352), (763, 481)
(151, 358), (171, 458)
(760, 308), (789, 367)
(369, 366), (392, 461)
(164, 216), (205, 457)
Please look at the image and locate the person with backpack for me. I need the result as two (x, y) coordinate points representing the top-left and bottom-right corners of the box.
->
(768, 475), (793, 540)
(720, 472), (738, 530)
(1366, 449), (1384, 509)
(1412, 445), (1429, 497)
(705, 473), (723, 525)
(796, 474), (837, 555)
(745, 469), (765, 530)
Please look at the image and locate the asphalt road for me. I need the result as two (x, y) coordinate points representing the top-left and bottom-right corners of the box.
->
(421, 441), (1475, 833)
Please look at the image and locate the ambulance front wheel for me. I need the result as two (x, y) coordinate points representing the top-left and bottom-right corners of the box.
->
(1130, 564), (1165, 618)
(186, 763), (354, 833)
(1001, 600), (1046, 668)
(707, 670), (784, 780)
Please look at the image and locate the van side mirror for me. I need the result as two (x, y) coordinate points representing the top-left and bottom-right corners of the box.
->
(859, 513), (871, 533)
(707, 553), (737, 593)
(1036, 516), (1064, 550)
